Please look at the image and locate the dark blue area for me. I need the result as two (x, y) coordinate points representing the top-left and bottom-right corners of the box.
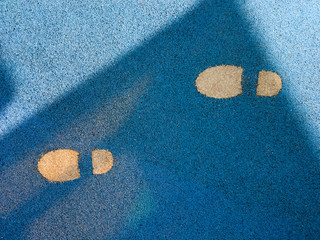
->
(1, 0), (319, 239)
(0, 49), (13, 113)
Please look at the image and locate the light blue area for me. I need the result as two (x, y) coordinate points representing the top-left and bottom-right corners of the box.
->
(0, 0), (197, 135)
(238, 0), (320, 156)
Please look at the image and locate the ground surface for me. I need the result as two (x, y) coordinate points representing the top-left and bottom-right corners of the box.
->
(1, 0), (320, 239)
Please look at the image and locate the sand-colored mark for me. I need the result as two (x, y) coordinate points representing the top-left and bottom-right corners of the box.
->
(38, 149), (80, 182)
(196, 65), (243, 99)
(92, 149), (114, 174)
(256, 70), (282, 96)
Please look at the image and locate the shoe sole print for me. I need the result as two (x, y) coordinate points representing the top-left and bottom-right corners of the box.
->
(38, 65), (282, 182)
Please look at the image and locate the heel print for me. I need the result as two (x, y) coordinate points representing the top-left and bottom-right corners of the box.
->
(256, 70), (282, 96)
(92, 149), (114, 175)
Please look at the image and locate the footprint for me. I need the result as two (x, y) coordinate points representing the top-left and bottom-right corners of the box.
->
(38, 66), (281, 182)
(256, 70), (282, 97)
(196, 65), (282, 98)
(92, 149), (114, 175)
(38, 149), (114, 182)
(195, 65), (243, 99)
(38, 149), (80, 182)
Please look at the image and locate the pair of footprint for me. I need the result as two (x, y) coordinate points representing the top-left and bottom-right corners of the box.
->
(38, 149), (113, 182)
(196, 65), (282, 99)
(38, 65), (282, 182)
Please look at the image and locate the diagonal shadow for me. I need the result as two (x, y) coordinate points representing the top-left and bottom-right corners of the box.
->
(0, 48), (14, 113)
(1, 0), (319, 238)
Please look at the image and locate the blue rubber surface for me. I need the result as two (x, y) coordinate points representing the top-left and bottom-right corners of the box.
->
(1, 0), (320, 239)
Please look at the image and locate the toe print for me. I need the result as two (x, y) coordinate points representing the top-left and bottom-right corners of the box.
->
(195, 65), (243, 99)
(256, 70), (282, 96)
(92, 149), (114, 175)
(38, 149), (80, 182)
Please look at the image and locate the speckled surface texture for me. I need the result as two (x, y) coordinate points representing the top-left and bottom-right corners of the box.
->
(1, 0), (320, 239)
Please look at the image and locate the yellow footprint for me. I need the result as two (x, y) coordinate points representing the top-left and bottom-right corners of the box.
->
(256, 70), (282, 97)
(92, 149), (114, 175)
(196, 65), (282, 98)
(196, 65), (243, 99)
(38, 66), (281, 182)
(38, 149), (114, 182)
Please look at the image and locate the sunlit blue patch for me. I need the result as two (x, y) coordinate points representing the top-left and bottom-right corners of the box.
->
(0, 0), (199, 138)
